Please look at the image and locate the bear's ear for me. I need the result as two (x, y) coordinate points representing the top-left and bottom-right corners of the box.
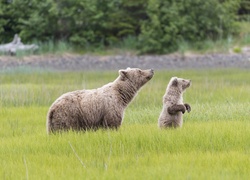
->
(119, 69), (128, 80)
(171, 78), (178, 86)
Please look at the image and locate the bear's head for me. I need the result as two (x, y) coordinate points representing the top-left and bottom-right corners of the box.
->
(169, 77), (191, 92)
(119, 68), (154, 89)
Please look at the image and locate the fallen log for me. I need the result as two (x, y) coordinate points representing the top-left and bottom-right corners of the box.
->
(0, 34), (38, 55)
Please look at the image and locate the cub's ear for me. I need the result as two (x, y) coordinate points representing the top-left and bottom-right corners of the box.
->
(171, 78), (178, 86)
(119, 69), (128, 80)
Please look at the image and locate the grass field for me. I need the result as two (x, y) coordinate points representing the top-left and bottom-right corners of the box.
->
(0, 69), (250, 180)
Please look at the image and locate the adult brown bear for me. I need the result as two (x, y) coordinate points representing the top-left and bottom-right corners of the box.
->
(46, 68), (154, 133)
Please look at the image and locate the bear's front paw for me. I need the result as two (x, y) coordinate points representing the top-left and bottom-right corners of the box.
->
(181, 105), (186, 114)
(184, 103), (191, 113)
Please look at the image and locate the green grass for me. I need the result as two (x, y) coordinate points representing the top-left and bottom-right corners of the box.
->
(2, 22), (250, 56)
(1, 69), (250, 179)
(178, 22), (250, 54)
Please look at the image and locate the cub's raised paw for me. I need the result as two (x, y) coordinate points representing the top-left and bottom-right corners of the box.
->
(184, 103), (191, 113)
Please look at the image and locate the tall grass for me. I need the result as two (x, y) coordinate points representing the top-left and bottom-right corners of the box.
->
(12, 40), (73, 57)
(177, 22), (250, 54)
(0, 69), (250, 179)
(2, 22), (250, 57)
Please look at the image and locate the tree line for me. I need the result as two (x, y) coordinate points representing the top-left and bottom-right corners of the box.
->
(0, 0), (247, 54)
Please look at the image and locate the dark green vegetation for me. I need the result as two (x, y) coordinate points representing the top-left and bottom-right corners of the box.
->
(0, 69), (250, 179)
(0, 0), (247, 54)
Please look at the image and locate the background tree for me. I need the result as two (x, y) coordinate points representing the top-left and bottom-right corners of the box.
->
(0, 0), (243, 54)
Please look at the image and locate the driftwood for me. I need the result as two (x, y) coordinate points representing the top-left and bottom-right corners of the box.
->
(0, 34), (38, 55)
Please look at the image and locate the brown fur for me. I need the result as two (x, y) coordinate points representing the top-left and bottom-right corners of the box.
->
(46, 68), (154, 134)
(158, 77), (191, 128)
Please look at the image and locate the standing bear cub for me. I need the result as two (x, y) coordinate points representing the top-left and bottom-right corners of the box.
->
(158, 77), (191, 128)
(47, 68), (154, 134)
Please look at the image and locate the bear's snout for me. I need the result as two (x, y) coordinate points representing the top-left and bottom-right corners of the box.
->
(148, 69), (154, 76)
(146, 69), (154, 80)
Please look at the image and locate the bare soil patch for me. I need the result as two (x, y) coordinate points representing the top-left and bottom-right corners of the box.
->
(0, 52), (250, 71)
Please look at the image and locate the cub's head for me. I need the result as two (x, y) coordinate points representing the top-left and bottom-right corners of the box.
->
(119, 67), (154, 89)
(168, 77), (191, 92)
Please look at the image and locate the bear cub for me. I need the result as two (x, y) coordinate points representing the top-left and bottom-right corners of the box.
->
(158, 77), (191, 128)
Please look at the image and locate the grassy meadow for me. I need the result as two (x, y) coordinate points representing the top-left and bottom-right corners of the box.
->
(0, 68), (250, 179)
